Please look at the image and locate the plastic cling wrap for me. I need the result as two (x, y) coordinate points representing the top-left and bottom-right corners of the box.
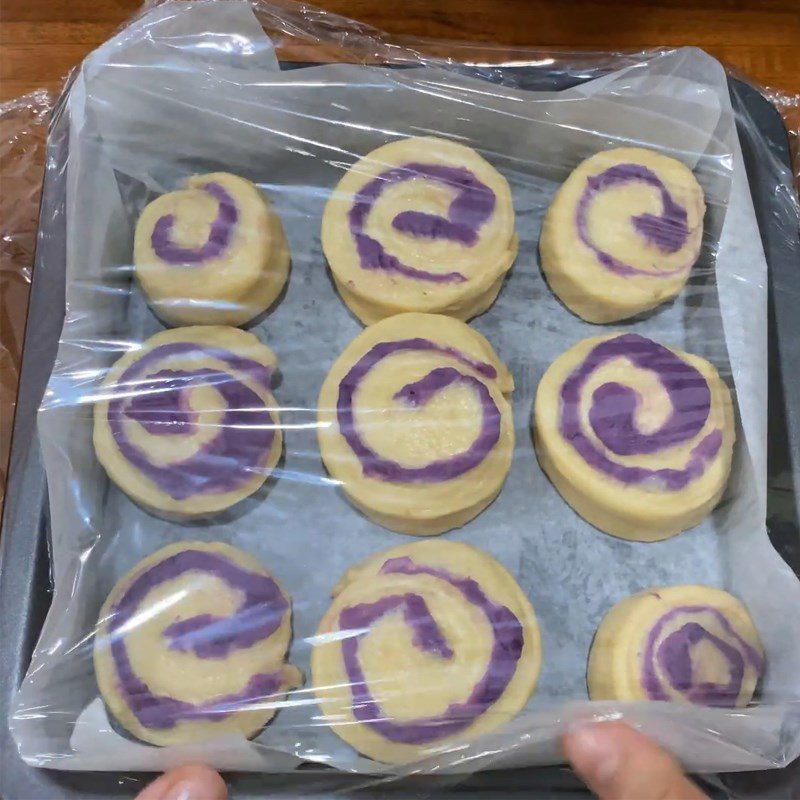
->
(6, 0), (800, 781)
(0, 90), (53, 516)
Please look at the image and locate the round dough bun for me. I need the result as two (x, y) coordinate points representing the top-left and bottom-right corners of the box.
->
(588, 585), (764, 707)
(540, 147), (705, 323)
(93, 326), (283, 519)
(311, 539), (541, 763)
(134, 172), (290, 326)
(533, 332), (734, 541)
(322, 136), (518, 324)
(318, 313), (515, 535)
(94, 541), (302, 746)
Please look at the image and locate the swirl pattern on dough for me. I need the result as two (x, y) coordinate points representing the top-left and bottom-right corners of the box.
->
(94, 542), (302, 746)
(337, 338), (501, 483)
(575, 163), (690, 277)
(94, 327), (283, 518)
(588, 586), (764, 708)
(134, 172), (290, 327)
(322, 137), (518, 323)
(318, 313), (514, 535)
(642, 605), (764, 706)
(349, 163), (494, 284)
(534, 333), (734, 541)
(540, 147), (705, 323)
(150, 182), (238, 265)
(561, 333), (722, 490)
(311, 540), (541, 763)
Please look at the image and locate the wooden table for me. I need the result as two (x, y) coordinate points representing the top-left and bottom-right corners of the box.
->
(2, 0), (800, 100)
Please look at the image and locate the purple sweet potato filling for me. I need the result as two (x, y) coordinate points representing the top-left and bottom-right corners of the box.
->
(107, 549), (289, 730)
(575, 162), (691, 277)
(108, 342), (276, 499)
(337, 556), (524, 744)
(151, 182), (238, 265)
(336, 338), (501, 483)
(559, 333), (721, 490)
(641, 605), (763, 707)
(348, 162), (496, 284)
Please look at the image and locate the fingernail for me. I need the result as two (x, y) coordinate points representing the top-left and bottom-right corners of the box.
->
(566, 724), (622, 786)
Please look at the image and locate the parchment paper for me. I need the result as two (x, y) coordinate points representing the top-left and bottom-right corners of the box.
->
(10, 0), (800, 776)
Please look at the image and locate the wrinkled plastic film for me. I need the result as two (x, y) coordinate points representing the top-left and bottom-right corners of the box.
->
(763, 90), (800, 188)
(3, 0), (800, 783)
(0, 90), (54, 519)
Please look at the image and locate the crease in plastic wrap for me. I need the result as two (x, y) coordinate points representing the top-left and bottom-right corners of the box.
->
(5, 0), (800, 782)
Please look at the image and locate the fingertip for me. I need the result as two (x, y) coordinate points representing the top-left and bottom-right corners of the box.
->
(172, 764), (228, 799)
(135, 764), (228, 800)
(562, 722), (625, 789)
(562, 721), (707, 800)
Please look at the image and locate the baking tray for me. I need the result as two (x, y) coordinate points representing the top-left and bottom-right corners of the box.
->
(0, 66), (798, 799)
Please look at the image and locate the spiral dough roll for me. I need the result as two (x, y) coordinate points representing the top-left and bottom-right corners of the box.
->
(93, 326), (283, 518)
(534, 333), (734, 541)
(134, 172), (290, 326)
(588, 585), (764, 708)
(540, 148), (705, 323)
(311, 540), (541, 763)
(318, 313), (515, 535)
(94, 541), (302, 746)
(322, 137), (518, 323)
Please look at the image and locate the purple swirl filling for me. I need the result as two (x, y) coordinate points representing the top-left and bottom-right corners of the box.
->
(575, 162), (691, 277)
(108, 549), (289, 730)
(338, 556), (524, 744)
(337, 338), (502, 483)
(108, 342), (277, 500)
(151, 182), (238, 265)
(560, 333), (722, 491)
(348, 162), (496, 283)
(641, 605), (764, 707)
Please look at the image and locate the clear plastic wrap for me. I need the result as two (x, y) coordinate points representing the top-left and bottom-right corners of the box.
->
(4, 0), (800, 785)
(0, 89), (53, 516)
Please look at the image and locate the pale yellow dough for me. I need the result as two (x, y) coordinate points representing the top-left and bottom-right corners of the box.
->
(540, 147), (705, 323)
(318, 313), (515, 535)
(533, 333), (735, 541)
(94, 541), (302, 746)
(93, 326), (283, 519)
(134, 172), (290, 326)
(322, 136), (518, 323)
(311, 539), (541, 763)
(587, 585), (763, 707)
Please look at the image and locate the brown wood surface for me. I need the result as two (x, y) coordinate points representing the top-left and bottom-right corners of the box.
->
(2, 0), (800, 100)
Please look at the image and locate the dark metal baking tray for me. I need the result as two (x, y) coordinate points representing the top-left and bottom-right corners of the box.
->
(1, 65), (798, 799)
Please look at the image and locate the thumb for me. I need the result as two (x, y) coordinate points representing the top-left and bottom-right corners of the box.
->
(562, 721), (708, 800)
(135, 764), (228, 800)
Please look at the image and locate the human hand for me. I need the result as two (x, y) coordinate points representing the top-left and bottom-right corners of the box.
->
(563, 721), (708, 799)
(133, 722), (707, 800)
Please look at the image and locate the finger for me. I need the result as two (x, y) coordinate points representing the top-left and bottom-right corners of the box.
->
(135, 764), (228, 800)
(563, 721), (708, 800)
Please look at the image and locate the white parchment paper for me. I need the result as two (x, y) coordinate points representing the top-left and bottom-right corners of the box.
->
(10, 0), (800, 776)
